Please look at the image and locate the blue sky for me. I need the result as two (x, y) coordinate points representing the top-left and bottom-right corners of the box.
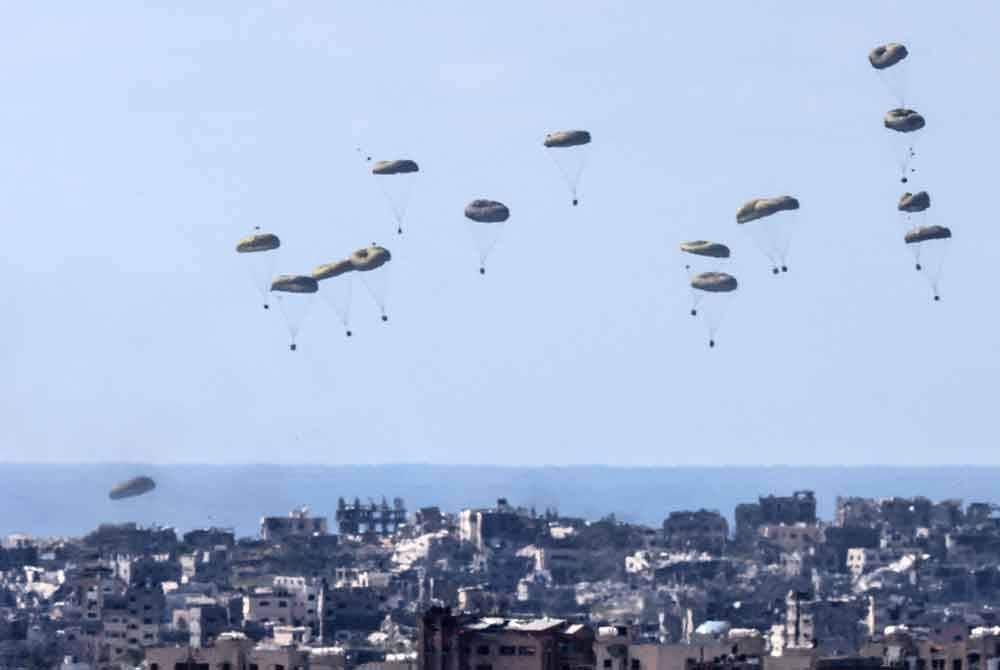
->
(2, 2), (997, 465)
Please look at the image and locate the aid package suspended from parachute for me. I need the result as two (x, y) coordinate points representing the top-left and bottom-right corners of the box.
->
(869, 42), (910, 105)
(736, 196), (800, 274)
(312, 259), (356, 337)
(464, 199), (510, 274)
(350, 246), (392, 321)
(904, 225), (952, 301)
(544, 130), (591, 206)
(884, 108), (925, 183)
(236, 232), (281, 309)
(689, 272), (738, 348)
(371, 159), (419, 235)
(270, 274), (319, 351)
(680, 241), (731, 317)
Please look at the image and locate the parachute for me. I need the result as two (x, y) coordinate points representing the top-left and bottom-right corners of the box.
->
(898, 191), (930, 213)
(869, 43), (910, 105)
(465, 200), (510, 274)
(689, 272), (738, 347)
(884, 108), (925, 133)
(312, 260), (355, 337)
(898, 191), (931, 234)
(544, 130), (591, 206)
(236, 233), (280, 253)
(350, 246), (392, 321)
(903, 225), (952, 301)
(736, 196), (800, 274)
(884, 109), (925, 182)
(236, 232), (281, 309)
(109, 476), (156, 501)
(869, 43), (908, 70)
(905, 225), (951, 244)
(680, 241), (731, 317)
(270, 274), (319, 350)
(679, 241), (731, 259)
(371, 159), (420, 234)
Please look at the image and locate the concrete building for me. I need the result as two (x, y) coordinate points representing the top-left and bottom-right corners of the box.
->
(337, 498), (407, 536)
(260, 507), (329, 543)
(736, 492), (816, 543)
(662, 511), (728, 555)
(459, 500), (540, 552)
(418, 606), (595, 670)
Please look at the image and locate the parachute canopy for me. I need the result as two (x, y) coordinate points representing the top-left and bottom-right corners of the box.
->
(236, 233), (280, 253)
(465, 199), (510, 223)
(311, 259), (354, 280)
(885, 108), (925, 133)
(350, 246), (391, 272)
(109, 476), (156, 501)
(372, 159), (419, 175)
(271, 274), (319, 293)
(691, 272), (738, 293)
(544, 130), (592, 148)
(905, 225), (952, 244)
(680, 241), (731, 258)
(898, 191), (931, 213)
(736, 196), (800, 224)
(869, 43), (908, 70)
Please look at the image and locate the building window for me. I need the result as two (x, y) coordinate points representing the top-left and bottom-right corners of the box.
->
(954, 661), (962, 670)
(150, 665), (159, 670)
(249, 665), (259, 670)
(476, 665), (493, 670)
(276, 665), (285, 670)
(499, 646), (516, 656)
(632, 660), (640, 670)
(476, 645), (490, 656)
(604, 661), (612, 669)
(519, 647), (536, 657)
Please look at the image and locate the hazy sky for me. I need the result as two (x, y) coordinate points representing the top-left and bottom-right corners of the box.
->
(3, 2), (998, 466)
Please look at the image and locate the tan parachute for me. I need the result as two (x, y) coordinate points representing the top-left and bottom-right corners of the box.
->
(311, 259), (355, 280)
(109, 476), (156, 501)
(270, 275), (319, 350)
(898, 191), (930, 213)
(736, 196), (800, 224)
(903, 226), (952, 302)
(371, 159), (420, 234)
(371, 159), (419, 175)
(689, 272), (738, 348)
(464, 200), (510, 274)
(884, 108), (925, 133)
(544, 130), (591, 148)
(312, 260), (356, 337)
(544, 130), (592, 206)
(904, 225), (951, 244)
(270, 275), (319, 293)
(680, 241), (731, 258)
(350, 246), (392, 272)
(736, 196), (800, 274)
(350, 246), (392, 322)
(237, 232), (281, 309)
(464, 199), (510, 223)
(869, 43), (908, 70)
(236, 233), (280, 253)
(691, 272), (738, 293)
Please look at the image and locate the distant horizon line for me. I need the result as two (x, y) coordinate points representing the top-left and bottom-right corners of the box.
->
(0, 462), (994, 469)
